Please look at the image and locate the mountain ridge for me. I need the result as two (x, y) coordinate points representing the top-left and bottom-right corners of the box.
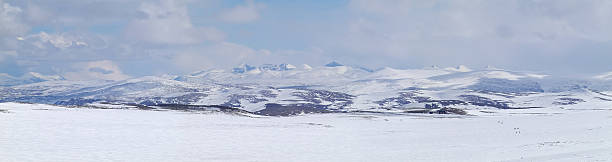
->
(1, 62), (611, 116)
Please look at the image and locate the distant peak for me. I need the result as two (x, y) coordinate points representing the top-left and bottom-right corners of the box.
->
(233, 63), (298, 73)
(259, 63), (296, 71)
(259, 64), (295, 71)
(445, 65), (472, 72)
(424, 65), (440, 70)
(280, 64), (296, 70)
(594, 71), (612, 80)
(456, 65), (471, 72)
(232, 64), (257, 74)
(485, 65), (502, 71)
(325, 61), (344, 67)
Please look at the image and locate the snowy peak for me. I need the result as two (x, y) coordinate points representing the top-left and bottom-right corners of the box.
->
(444, 65), (472, 72)
(4, 63), (612, 116)
(233, 63), (297, 74)
(424, 65), (440, 70)
(594, 71), (612, 80)
(232, 64), (257, 74)
(325, 61), (344, 67)
(302, 64), (313, 70)
(259, 64), (296, 71)
(281, 64), (296, 70)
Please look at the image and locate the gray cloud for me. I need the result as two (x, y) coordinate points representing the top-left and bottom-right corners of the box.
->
(0, 0), (28, 37)
(0, 0), (28, 53)
(338, 0), (612, 74)
(12, 0), (142, 27)
(125, 0), (225, 45)
(219, 0), (264, 24)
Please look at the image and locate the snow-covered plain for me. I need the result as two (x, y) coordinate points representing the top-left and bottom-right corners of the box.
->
(1, 102), (611, 162)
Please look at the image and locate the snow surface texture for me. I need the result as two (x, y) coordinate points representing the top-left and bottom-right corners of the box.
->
(1, 102), (611, 161)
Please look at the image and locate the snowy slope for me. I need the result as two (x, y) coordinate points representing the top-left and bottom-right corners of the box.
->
(594, 71), (612, 80)
(1, 102), (611, 162)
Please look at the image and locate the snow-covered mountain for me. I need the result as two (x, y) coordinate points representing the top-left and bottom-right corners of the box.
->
(594, 71), (612, 80)
(1, 62), (611, 116)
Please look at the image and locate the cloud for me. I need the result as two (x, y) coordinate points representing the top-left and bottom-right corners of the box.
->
(3, 30), (120, 77)
(3, 0), (611, 78)
(338, 0), (612, 71)
(0, 0), (28, 37)
(1, 0), (29, 53)
(219, 0), (263, 23)
(125, 0), (225, 44)
(14, 31), (110, 63)
(169, 41), (331, 73)
(172, 42), (270, 72)
(348, 0), (612, 42)
(21, 32), (90, 50)
(63, 60), (130, 81)
(16, 0), (143, 27)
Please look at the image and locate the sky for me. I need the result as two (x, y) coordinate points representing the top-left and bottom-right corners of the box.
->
(1, 0), (612, 80)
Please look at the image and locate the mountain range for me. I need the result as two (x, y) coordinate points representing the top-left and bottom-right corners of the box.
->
(1, 62), (611, 116)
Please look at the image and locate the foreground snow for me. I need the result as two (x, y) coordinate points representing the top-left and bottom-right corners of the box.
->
(1, 102), (611, 162)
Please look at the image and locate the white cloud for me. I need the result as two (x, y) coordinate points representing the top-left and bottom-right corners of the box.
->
(172, 42), (270, 72)
(63, 60), (130, 81)
(125, 0), (225, 44)
(5, 0), (611, 77)
(19, 32), (110, 50)
(0, 0), (28, 37)
(219, 0), (263, 23)
(24, 32), (89, 49)
(0, 0), (29, 52)
(348, 0), (612, 42)
(170, 41), (330, 73)
(17, 0), (144, 27)
(11, 31), (110, 64)
(339, 0), (612, 69)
